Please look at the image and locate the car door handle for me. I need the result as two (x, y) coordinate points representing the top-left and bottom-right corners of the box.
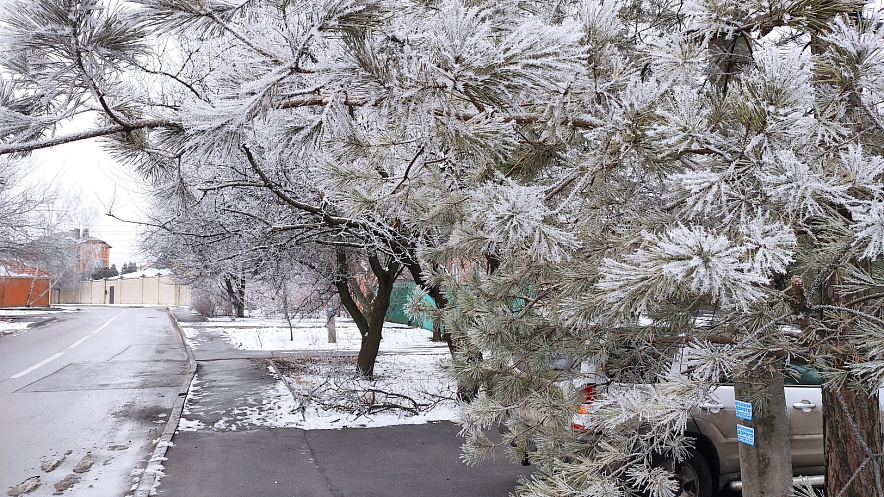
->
(792, 400), (817, 412)
(699, 402), (725, 413)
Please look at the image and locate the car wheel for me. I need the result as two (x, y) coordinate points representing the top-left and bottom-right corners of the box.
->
(656, 448), (713, 497)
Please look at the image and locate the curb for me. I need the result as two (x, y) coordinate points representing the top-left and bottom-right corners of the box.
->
(132, 308), (197, 497)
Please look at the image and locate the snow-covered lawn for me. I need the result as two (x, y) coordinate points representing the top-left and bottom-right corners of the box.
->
(187, 315), (448, 354)
(179, 316), (460, 430)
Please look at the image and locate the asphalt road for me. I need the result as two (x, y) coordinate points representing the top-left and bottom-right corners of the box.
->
(0, 306), (190, 497)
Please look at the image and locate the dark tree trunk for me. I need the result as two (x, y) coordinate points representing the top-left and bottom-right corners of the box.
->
(355, 260), (396, 376)
(823, 371), (884, 497)
(223, 274), (246, 318)
(356, 307), (386, 377)
(334, 248), (400, 378)
(821, 271), (884, 497)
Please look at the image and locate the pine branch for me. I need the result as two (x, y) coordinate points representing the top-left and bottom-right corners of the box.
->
(390, 145), (425, 195)
(71, 26), (130, 129)
(241, 143), (359, 228)
(277, 94), (601, 129)
(0, 119), (176, 155)
(203, 9), (285, 64)
(816, 305), (884, 328)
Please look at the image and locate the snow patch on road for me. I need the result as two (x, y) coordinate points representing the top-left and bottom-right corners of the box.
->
(0, 321), (32, 335)
(175, 418), (207, 432)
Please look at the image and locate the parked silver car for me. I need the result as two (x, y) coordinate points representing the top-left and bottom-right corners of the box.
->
(573, 362), (882, 497)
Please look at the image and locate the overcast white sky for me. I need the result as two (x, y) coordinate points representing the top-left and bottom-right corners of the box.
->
(34, 138), (149, 268)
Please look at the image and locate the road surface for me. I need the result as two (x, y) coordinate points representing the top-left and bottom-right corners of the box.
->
(0, 306), (189, 497)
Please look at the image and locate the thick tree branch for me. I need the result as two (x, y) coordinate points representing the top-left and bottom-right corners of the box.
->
(241, 143), (360, 228)
(0, 119), (176, 156)
(277, 94), (601, 129)
(334, 247), (370, 337)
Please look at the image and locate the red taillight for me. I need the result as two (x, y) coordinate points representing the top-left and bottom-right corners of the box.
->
(572, 384), (595, 430)
(576, 384), (594, 413)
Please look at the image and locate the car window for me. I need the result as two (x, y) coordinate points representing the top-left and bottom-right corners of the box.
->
(784, 363), (822, 386)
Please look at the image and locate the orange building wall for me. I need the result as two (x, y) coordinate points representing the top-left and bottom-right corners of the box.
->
(0, 277), (51, 307)
(78, 241), (111, 273)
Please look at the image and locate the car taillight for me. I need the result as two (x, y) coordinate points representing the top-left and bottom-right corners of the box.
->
(578, 384), (594, 407)
(572, 384), (595, 430)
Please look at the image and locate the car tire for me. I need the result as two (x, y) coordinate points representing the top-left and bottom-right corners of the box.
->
(655, 447), (714, 497)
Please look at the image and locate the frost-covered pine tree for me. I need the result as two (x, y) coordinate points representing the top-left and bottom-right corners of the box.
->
(1, 0), (883, 496)
(0, 0), (460, 376)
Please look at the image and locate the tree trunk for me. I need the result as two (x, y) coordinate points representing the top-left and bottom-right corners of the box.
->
(431, 321), (442, 342)
(326, 313), (336, 343)
(734, 366), (792, 497)
(356, 319), (383, 377)
(223, 274), (246, 318)
(823, 377), (884, 497)
(334, 248), (400, 378)
(26, 273), (37, 307)
(355, 256), (397, 377)
(235, 274), (245, 318)
(821, 270), (884, 497)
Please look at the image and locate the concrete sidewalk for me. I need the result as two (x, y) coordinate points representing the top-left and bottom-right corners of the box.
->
(156, 310), (533, 497)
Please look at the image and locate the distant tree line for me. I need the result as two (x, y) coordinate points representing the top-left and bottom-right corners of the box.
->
(89, 262), (138, 280)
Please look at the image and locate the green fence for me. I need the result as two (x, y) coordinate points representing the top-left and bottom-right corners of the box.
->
(385, 281), (435, 331)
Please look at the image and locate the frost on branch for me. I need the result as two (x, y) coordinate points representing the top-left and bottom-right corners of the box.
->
(627, 465), (679, 497)
(682, 340), (737, 385)
(665, 169), (728, 219)
(757, 149), (848, 221)
(853, 200), (884, 260)
(650, 86), (713, 155)
(597, 225), (768, 315)
(822, 13), (884, 112)
(838, 146), (884, 195)
(469, 182), (579, 263)
(740, 217), (796, 277)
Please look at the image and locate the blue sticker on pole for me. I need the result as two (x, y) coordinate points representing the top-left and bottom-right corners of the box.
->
(737, 425), (755, 446)
(734, 400), (752, 421)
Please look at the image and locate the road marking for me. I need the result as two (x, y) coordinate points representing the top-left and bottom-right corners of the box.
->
(10, 353), (64, 379)
(11, 313), (123, 378)
(68, 335), (91, 349)
(68, 313), (121, 349)
(92, 313), (123, 335)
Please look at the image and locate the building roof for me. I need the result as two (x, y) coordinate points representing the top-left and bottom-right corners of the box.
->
(78, 238), (112, 248)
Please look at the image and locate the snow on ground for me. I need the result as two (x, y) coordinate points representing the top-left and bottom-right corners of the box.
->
(188, 316), (446, 354)
(0, 307), (74, 335)
(272, 353), (459, 430)
(179, 316), (459, 431)
(0, 320), (33, 335)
